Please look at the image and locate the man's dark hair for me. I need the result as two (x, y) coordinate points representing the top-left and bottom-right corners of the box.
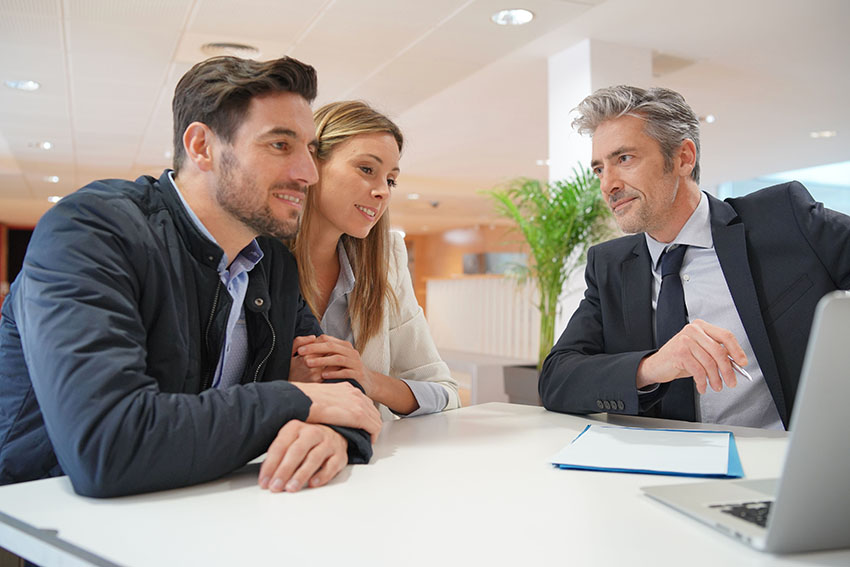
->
(171, 56), (317, 172)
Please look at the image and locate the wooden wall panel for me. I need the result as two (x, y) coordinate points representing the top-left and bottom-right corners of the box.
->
(405, 226), (527, 313)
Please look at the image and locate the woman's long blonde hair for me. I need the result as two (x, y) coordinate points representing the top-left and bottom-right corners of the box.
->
(295, 100), (403, 348)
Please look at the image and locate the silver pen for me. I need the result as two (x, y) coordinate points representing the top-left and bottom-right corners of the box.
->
(728, 356), (753, 381)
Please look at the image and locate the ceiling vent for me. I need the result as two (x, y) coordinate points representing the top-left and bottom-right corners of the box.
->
(200, 42), (261, 59)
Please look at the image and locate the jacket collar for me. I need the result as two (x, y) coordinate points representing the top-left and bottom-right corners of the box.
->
(153, 169), (224, 271)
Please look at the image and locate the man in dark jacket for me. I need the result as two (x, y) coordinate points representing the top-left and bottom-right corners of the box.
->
(0, 56), (381, 498)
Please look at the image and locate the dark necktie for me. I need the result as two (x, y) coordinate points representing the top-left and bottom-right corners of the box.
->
(656, 244), (688, 346)
(655, 244), (696, 421)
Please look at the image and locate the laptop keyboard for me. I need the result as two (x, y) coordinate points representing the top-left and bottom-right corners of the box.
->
(711, 501), (773, 527)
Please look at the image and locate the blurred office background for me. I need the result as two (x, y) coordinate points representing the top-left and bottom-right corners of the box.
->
(1, 0), (847, 403)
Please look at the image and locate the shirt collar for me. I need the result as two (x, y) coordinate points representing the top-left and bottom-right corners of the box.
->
(645, 191), (713, 271)
(335, 240), (356, 296)
(168, 171), (263, 273)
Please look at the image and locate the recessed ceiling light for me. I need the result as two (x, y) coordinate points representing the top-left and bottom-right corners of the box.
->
(407, 193), (421, 200)
(810, 130), (837, 139)
(201, 42), (261, 58)
(44, 175), (60, 183)
(47, 195), (63, 203)
(491, 9), (534, 26)
(29, 141), (53, 150)
(698, 114), (716, 124)
(536, 159), (550, 166)
(5, 79), (40, 91)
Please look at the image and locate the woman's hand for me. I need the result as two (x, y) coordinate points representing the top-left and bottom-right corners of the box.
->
(288, 335), (327, 383)
(296, 335), (419, 415)
(296, 335), (378, 396)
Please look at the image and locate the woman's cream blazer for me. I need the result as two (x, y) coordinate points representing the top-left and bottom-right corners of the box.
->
(359, 232), (460, 420)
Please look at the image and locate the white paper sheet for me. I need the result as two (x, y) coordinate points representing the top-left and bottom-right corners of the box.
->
(550, 425), (730, 475)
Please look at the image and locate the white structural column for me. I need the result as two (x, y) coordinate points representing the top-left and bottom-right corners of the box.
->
(547, 39), (653, 338)
(548, 38), (653, 180)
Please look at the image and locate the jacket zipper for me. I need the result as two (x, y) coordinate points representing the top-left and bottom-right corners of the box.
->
(253, 311), (276, 383)
(202, 282), (223, 390)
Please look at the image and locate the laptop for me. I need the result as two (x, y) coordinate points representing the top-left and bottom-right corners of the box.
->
(641, 290), (850, 553)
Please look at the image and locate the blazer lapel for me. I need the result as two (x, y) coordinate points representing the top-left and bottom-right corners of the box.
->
(620, 237), (654, 350)
(708, 195), (788, 423)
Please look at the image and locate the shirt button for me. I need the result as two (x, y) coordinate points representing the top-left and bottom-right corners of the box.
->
(683, 274), (690, 281)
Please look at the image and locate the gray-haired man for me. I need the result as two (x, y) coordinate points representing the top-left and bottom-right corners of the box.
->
(539, 85), (850, 429)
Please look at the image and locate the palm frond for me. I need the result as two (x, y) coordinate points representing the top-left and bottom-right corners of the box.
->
(483, 167), (612, 367)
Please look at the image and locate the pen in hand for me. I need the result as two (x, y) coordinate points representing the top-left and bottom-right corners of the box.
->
(727, 356), (753, 382)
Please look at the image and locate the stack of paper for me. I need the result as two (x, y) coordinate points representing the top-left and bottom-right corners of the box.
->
(550, 425), (743, 478)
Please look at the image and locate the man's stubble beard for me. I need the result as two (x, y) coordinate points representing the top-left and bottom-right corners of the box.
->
(612, 176), (679, 236)
(215, 149), (302, 240)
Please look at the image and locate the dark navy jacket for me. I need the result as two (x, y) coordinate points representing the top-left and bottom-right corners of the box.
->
(539, 182), (850, 428)
(0, 170), (370, 497)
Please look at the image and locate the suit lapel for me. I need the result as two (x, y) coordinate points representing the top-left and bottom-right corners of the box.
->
(620, 237), (654, 350)
(708, 195), (788, 423)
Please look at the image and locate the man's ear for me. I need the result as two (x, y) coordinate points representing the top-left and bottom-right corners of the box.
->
(677, 138), (697, 178)
(182, 122), (216, 172)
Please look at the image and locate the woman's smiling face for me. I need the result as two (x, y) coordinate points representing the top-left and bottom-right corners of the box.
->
(312, 131), (400, 239)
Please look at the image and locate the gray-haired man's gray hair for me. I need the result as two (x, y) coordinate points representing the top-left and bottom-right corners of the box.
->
(572, 85), (701, 184)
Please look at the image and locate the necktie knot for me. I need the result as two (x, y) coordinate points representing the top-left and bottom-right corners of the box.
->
(660, 244), (688, 278)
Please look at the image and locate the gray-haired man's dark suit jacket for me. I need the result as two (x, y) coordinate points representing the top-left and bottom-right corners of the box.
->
(538, 181), (850, 428)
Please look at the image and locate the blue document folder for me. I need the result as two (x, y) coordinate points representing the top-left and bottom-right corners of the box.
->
(550, 425), (744, 478)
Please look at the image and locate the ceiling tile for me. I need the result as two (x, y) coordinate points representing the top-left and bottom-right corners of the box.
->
(0, 14), (63, 50)
(349, 0), (590, 112)
(67, 20), (182, 60)
(65, 0), (193, 25)
(69, 51), (171, 85)
(188, 0), (325, 43)
(292, 0), (468, 103)
(0, 0), (61, 17)
(0, 94), (71, 122)
(0, 45), (65, 88)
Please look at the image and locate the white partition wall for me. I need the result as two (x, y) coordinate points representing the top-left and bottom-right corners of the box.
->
(426, 276), (539, 360)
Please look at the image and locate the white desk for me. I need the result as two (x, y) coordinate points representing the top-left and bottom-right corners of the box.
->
(0, 403), (847, 566)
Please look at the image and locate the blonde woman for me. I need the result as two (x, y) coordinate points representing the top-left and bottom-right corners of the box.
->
(289, 101), (460, 419)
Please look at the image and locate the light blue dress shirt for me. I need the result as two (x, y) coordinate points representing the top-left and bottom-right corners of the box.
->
(169, 172), (263, 389)
(644, 192), (783, 429)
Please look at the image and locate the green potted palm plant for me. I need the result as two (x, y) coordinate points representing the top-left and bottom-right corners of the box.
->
(486, 167), (611, 402)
